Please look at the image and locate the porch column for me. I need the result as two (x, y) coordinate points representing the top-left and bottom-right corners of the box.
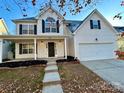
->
(64, 38), (67, 59)
(0, 39), (3, 63)
(34, 38), (37, 60)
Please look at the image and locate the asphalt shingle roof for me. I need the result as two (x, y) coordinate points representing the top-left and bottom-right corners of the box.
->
(64, 20), (82, 33)
(13, 17), (36, 21)
(114, 27), (124, 33)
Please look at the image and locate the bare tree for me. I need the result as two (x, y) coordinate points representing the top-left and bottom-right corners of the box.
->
(0, 0), (100, 17)
(114, 1), (124, 19)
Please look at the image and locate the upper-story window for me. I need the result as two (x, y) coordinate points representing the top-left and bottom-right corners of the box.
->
(42, 17), (59, 33)
(90, 20), (101, 29)
(22, 25), (28, 34)
(45, 17), (57, 33)
(19, 24), (37, 35)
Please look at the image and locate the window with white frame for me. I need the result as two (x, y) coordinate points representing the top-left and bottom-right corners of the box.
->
(45, 17), (57, 33)
(22, 24), (34, 34)
(29, 25), (34, 34)
(22, 25), (28, 34)
(93, 20), (99, 29)
(22, 43), (34, 54)
(90, 20), (101, 29)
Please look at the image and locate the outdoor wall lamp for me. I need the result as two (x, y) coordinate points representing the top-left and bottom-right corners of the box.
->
(95, 38), (98, 41)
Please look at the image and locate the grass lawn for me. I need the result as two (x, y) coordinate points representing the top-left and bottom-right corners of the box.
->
(58, 62), (122, 93)
(0, 64), (45, 93)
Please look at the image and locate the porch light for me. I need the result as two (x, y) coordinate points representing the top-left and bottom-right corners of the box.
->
(95, 38), (98, 41)
(59, 40), (62, 42)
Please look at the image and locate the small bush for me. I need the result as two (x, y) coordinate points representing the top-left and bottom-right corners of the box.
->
(115, 51), (124, 58)
(56, 56), (77, 63)
(0, 60), (47, 68)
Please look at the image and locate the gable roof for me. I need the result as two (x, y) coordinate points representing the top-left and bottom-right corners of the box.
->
(12, 6), (64, 23)
(36, 6), (64, 19)
(63, 10), (96, 33)
(73, 9), (117, 34)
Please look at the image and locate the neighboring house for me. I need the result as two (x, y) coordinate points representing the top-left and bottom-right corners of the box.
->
(114, 26), (124, 51)
(0, 6), (117, 62)
(0, 18), (9, 63)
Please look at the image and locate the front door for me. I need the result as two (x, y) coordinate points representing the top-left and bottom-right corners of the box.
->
(48, 42), (55, 57)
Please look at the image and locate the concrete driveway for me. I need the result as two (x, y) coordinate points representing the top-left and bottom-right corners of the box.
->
(81, 59), (124, 90)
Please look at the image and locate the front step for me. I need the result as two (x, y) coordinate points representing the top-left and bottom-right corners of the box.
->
(45, 65), (58, 73)
(47, 62), (56, 66)
(43, 72), (61, 86)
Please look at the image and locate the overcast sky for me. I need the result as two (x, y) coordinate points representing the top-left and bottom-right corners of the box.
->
(0, 0), (124, 34)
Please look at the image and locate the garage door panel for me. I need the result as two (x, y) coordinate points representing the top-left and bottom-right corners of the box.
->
(79, 43), (115, 61)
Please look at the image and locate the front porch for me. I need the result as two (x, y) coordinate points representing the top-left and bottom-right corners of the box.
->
(0, 35), (68, 63)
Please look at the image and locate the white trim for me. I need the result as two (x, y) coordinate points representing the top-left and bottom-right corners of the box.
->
(34, 38), (37, 60)
(20, 43), (34, 54)
(79, 42), (114, 44)
(45, 19), (57, 33)
(92, 20), (99, 29)
(21, 24), (35, 35)
(64, 38), (67, 59)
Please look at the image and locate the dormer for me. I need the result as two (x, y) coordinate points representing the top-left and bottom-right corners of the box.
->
(36, 6), (64, 35)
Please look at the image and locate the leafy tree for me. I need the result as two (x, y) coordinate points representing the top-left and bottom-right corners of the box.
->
(0, 0), (100, 17)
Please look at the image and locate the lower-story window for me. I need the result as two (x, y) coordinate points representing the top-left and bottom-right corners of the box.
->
(20, 43), (34, 54)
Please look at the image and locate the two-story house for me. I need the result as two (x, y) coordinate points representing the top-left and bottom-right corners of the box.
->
(0, 6), (117, 62)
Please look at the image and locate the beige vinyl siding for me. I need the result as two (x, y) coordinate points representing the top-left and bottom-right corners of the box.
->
(15, 39), (65, 59)
(68, 36), (75, 57)
(64, 24), (75, 57)
(37, 40), (47, 58)
(37, 40), (64, 58)
(15, 43), (34, 59)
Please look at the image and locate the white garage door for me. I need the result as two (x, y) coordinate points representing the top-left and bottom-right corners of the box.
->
(79, 43), (115, 61)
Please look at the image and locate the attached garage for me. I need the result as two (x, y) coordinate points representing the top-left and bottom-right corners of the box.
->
(73, 9), (117, 61)
(79, 43), (116, 61)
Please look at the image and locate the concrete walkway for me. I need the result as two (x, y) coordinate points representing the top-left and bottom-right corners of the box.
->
(42, 61), (63, 93)
(81, 59), (124, 90)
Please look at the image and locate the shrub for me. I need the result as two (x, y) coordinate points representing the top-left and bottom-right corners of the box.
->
(115, 50), (124, 58)
(0, 60), (47, 68)
(56, 56), (78, 63)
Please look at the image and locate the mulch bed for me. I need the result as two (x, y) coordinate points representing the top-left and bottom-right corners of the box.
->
(117, 57), (124, 60)
(58, 62), (123, 93)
